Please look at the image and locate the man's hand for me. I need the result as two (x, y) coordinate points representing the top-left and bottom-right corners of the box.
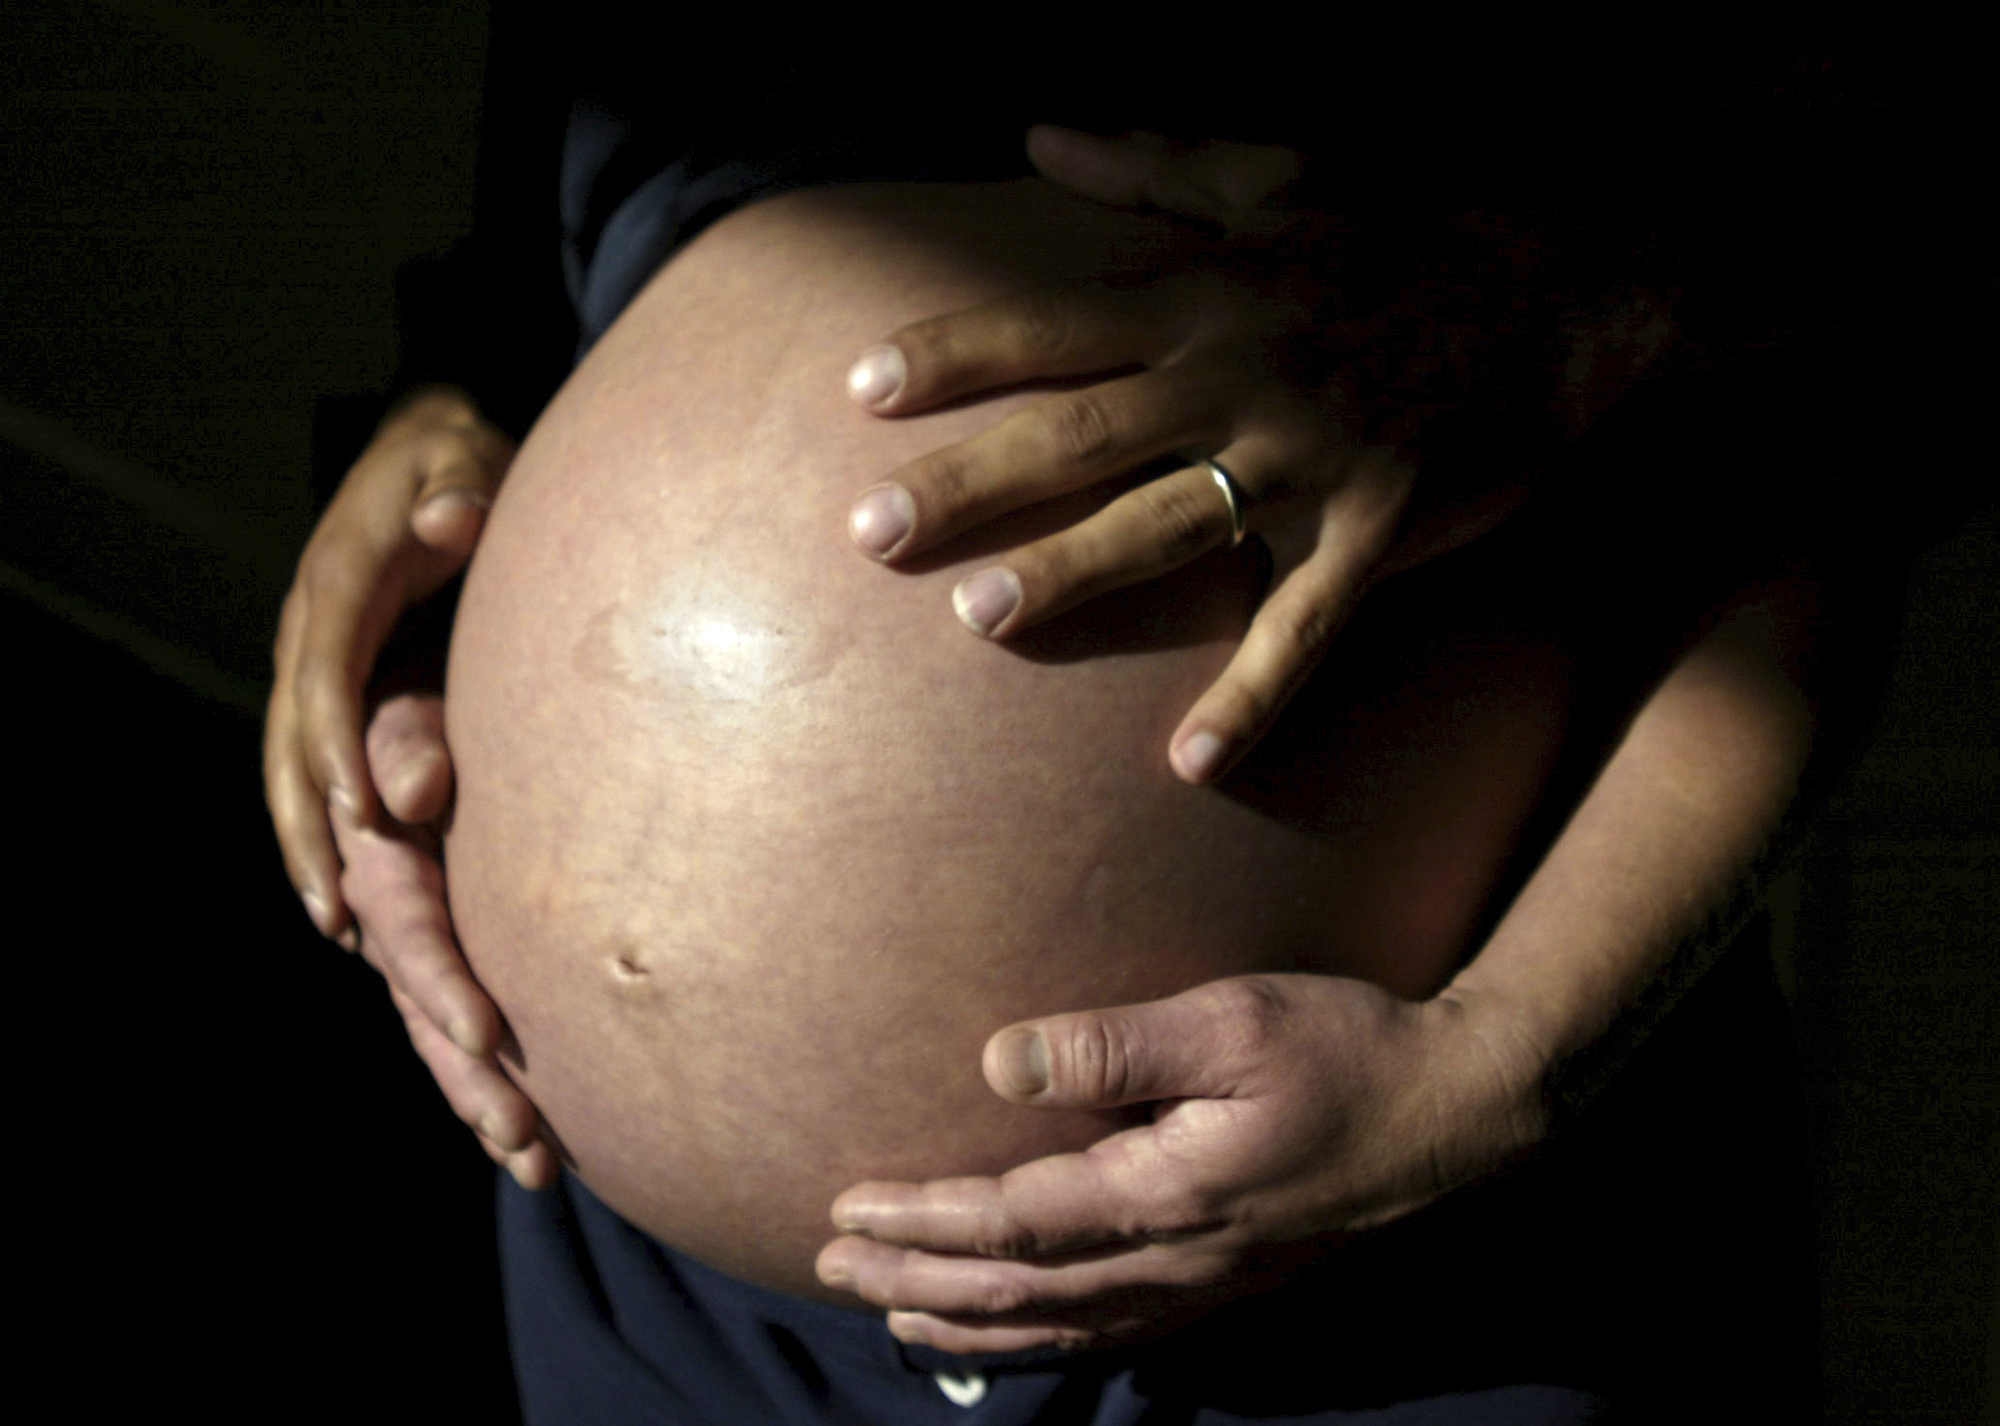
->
(847, 127), (1674, 784)
(331, 692), (555, 1189)
(265, 386), (512, 944)
(815, 974), (1548, 1353)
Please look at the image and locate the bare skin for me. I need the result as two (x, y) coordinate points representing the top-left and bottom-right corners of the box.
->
(441, 179), (1582, 1302)
(278, 138), (1851, 1359)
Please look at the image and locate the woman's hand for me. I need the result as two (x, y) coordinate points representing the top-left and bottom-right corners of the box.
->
(264, 386), (549, 1180)
(265, 386), (512, 943)
(331, 692), (556, 1189)
(816, 973), (1547, 1352)
(847, 127), (1674, 782)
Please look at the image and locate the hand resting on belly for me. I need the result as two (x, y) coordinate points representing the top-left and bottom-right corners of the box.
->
(442, 179), (1574, 1302)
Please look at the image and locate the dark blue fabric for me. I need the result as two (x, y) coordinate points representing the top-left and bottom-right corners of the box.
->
(500, 1172), (1614, 1426)
(555, 89), (1026, 359)
(497, 938), (1816, 1425)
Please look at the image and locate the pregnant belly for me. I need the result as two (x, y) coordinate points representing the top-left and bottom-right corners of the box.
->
(443, 180), (1576, 1301)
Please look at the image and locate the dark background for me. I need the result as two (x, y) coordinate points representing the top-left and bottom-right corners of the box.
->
(4, 3), (1992, 1419)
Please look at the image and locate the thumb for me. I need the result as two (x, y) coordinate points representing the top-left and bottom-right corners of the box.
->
(1024, 125), (1168, 211)
(410, 432), (514, 559)
(1027, 125), (1303, 235)
(365, 692), (453, 827)
(983, 979), (1277, 1108)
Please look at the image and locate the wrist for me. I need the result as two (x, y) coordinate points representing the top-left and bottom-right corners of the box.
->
(1423, 983), (1556, 1163)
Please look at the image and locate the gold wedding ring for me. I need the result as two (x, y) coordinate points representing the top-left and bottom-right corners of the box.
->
(1204, 458), (1249, 548)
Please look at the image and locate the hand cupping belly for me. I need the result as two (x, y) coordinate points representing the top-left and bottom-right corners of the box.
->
(443, 180), (1574, 1302)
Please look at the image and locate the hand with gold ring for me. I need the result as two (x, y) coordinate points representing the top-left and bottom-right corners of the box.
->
(848, 126), (1676, 782)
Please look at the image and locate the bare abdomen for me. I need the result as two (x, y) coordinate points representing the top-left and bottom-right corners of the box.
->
(444, 181), (1574, 1300)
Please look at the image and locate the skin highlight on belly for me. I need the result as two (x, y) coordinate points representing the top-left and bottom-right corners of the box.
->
(443, 180), (1575, 1300)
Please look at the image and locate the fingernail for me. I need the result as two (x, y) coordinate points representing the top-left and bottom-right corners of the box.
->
(1173, 730), (1227, 784)
(818, 1262), (853, 1288)
(849, 484), (914, 558)
(449, 1017), (482, 1058)
(887, 1313), (927, 1344)
(386, 747), (444, 813)
(335, 926), (360, 955)
(847, 345), (906, 408)
(301, 891), (332, 936)
(483, 1112), (529, 1153)
(994, 1028), (1050, 1097)
(417, 487), (489, 516)
(953, 568), (1021, 637)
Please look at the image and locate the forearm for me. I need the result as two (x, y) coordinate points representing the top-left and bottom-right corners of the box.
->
(1443, 571), (1826, 1132)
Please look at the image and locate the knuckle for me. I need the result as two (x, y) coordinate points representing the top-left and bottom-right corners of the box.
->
(1190, 976), (1290, 1059)
(1140, 1180), (1224, 1241)
(901, 319), (973, 396)
(335, 857), (380, 920)
(1055, 1012), (1142, 1103)
(969, 1208), (1039, 1260)
(404, 937), (465, 995)
(450, 1094), (491, 1135)
(1048, 392), (1117, 469)
(1263, 597), (1340, 664)
(967, 1276), (1033, 1316)
(907, 449), (975, 521)
(413, 428), (469, 475)
(1005, 288), (1075, 360)
(1015, 535), (1078, 603)
(484, 1099), (535, 1150)
(1136, 480), (1216, 562)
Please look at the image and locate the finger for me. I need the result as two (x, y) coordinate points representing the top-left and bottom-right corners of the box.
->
(392, 986), (539, 1153)
(365, 693), (454, 827)
(470, 1122), (560, 1192)
(408, 427), (511, 559)
(264, 631), (349, 940)
(946, 458), (1241, 638)
(504, 1141), (560, 1192)
(1025, 127), (1303, 234)
(409, 488), (490, 563)
(818, 1230), (1199, 1319)
(854, 368), (1225, 562)
(1168, 464), (1411, 784)
(294, 434), (500, 827)
(984, 976), (1284, 1108)
(846, 283), (1175, 419)
(889, 1312), (1099, 1355)
(1022, 127), (1175, 211)
(335, 812), (501, 1059)
(831, 1106), (1241, 1258)
(292, 530), (409, 830)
